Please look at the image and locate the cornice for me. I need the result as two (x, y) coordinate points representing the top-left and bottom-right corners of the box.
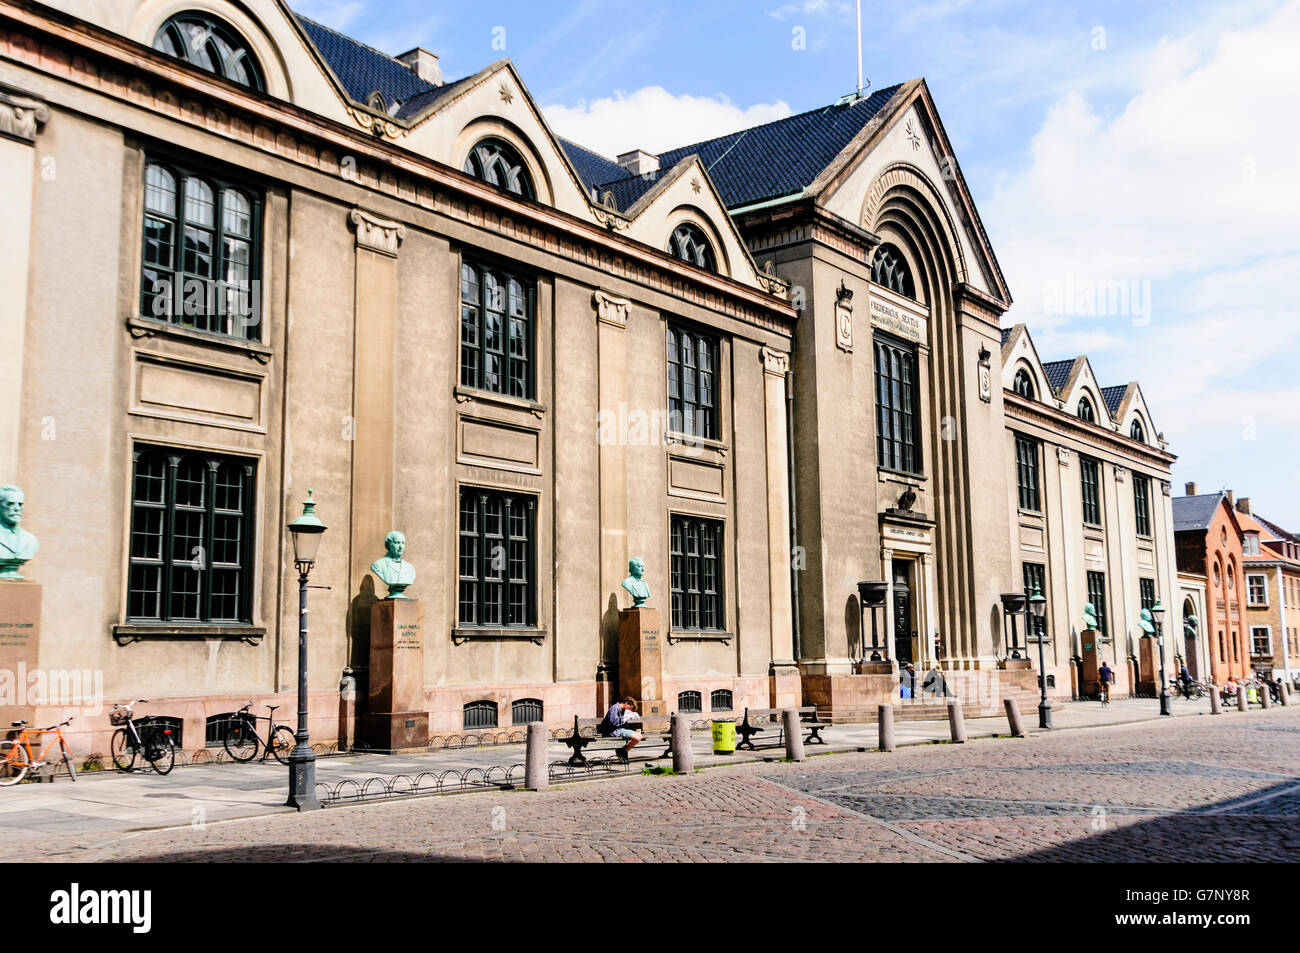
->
(0, 2), (795, 337)
(1004, 390), (1176, 468)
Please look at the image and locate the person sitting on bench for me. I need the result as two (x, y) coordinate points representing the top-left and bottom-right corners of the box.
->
(599, 696), (641, 763)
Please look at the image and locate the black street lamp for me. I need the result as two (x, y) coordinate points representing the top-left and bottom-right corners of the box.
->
(1152, 597), (1170, 716)
(286, 489), (327, 811)
(856, 580), (889, 663)
(1000, 591), (1027, 660)
(1029, 585), (1051, 729)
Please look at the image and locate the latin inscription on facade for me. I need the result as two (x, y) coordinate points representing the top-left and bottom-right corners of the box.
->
(869, 296), (925, 343)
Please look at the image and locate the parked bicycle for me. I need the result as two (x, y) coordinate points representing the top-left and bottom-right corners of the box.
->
(0, 716), (77, 785)
(110, 700), (177, 775)
(223, 702), (295, 764)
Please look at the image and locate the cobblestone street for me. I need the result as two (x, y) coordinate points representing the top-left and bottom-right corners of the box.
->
(8, 704), (1298, 863)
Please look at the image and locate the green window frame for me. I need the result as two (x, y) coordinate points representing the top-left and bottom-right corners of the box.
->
(459, 260), (535, 399)
(1080, 456), (1102, 526)
(1012, 368), (1035, 399)
(670, 514), (724, 631)
(127, 445), (256, 624)
(463, 138), (535, 199)
(457, 487), (537, 629)
(1021, 562), (1048, 641)
(1077, 396), (1096, 423)
(874, 334), (920, 474)
(153, 13), (265, 91)
(141, 157), (262, 340)
(1015, 434), (1040, 512)
(1133, 473), (1152, 537)
(1087, 570), (1108, 639)
(667, 325), (719, 440)
(667, 223), (716, 272)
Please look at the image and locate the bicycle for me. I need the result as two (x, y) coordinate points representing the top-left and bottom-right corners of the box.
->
(0, 716), (77, 785)
(223, 702), (295, 764)
(110, 700), (177, 775)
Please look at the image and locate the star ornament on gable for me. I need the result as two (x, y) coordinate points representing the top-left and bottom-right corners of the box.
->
(690, 176), (701, 194)
(498, 82), (514, 104)
(905, 119), (921, 151)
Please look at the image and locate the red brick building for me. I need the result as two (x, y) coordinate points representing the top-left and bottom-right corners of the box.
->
(1174, 485), (1247, 684)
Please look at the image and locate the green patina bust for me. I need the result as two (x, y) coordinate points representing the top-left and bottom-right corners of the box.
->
(1137, 607), (1155, 635)
(621, 557), (650, 608)
(370, 531), (415, 599)
(1082, 601), (1099, 632)
(0, 485), (38, 580)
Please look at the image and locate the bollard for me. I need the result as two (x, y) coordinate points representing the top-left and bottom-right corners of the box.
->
(1237, 688), (1249, 712)
(1280, 683), (1291, 707)
(1261, 685), (1273, 709)
(878, 704), (895, 752)
(783, 709), (805, 762)
(1004, 697), (1025, 737)
(1209, 684), (1220, 714)
(671, 712), (694, 774)
(524, 721), (548, 791)
(947, 699), (967, 743)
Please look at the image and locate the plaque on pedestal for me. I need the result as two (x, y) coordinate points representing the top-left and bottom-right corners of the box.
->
(366, 598), (428, 750)
(0, 581), (41, 724)
(618, 607), (667, 726)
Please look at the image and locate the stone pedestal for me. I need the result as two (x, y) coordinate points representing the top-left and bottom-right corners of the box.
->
(366, 598), (428, 751)
(0, 581), (41, 724)
(998, 658), (1032, 671)
(1079, 631), (1100, 698)
(1137, 638), (1159, 697)
(618, 608), (666, 725)
(854, 660), (894, 676)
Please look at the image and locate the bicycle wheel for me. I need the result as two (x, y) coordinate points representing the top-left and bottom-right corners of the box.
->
(110, 728), (137, 772)
(223, 718), (259, 762)
(0, 741), (31, 786)
(147, 736), (176, 776)
(269, 725), (296, 765)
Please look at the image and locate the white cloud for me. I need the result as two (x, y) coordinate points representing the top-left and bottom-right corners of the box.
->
(766, 1), (851, 21)
(542, 87), (792, 159)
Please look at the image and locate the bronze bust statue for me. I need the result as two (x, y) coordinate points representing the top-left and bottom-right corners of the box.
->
(370, 531), (415, 599)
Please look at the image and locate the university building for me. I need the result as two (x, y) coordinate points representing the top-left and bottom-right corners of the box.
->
(1, 0), (1179, 750)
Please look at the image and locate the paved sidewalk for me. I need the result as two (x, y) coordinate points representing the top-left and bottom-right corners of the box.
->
(0, 694), (1214, 856)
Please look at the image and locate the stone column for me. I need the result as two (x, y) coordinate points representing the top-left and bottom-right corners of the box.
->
(595, 291), (630, 668)
(346, 209), (405, 669)
(0, 84), (49, 477)
(761, 347), (796, 676)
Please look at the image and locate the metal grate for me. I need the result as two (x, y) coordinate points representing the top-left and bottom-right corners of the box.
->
(205, 712), (248, 747)
(710, 689), (733, 711)
(463, 700), (499, 730)
(511, 698), (543, 724)
(677, 690), (702, 713)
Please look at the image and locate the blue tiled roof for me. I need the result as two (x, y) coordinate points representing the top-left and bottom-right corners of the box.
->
(1174, 493), (1225, 533)
(1042, 359), (1074, 395)
(568, 85), (903, 211)
(1000, 327), (1012, 346)
(1100, 384), (1127, 415)
(296, 14), (454, 116)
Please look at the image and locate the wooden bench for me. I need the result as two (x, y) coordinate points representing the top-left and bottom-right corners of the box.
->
(734, 707), (830, 750)
(556, 715), (672, 766)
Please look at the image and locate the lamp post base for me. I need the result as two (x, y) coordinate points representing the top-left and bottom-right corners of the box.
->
(1038, 698), (1053, 729)
(1159, 690), (1172, 716)
(286, 745), (321, 811)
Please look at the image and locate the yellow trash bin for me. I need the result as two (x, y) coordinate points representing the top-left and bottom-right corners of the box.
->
(712, 719), (736, 755)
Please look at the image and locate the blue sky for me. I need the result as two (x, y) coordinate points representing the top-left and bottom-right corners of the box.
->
(298, 0), (1300, 526)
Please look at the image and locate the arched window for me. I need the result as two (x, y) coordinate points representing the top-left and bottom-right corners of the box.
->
(667, 223), (716, 272)
(677, 690), (703, 713)
(463, 700), (499, 729)
(153, 14), (265, 91)
(464, 138), (535, 199)
(1077, 396), (1095, 423)
(871, 243), (915, 298)
(1130, 418), (1145, 442)
(1013, 368), (1035, 399)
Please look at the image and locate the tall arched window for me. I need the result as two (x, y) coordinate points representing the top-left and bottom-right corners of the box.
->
(871, 243), (915, 298)
(1013, 368), (1035, 399)
(1077, 395), (1096, 423)
(667, 223), (716, 272)
(1130, 418), (1145, 442)
(464, 138), (535, 199)
(153, 14), (265, 91)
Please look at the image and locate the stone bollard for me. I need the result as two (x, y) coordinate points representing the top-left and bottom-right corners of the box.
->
(1004, 697), (1025, 737)
(1280, 683), (1291, 707)
(1209, 685), (1220, 714)
(1237, 689), (1249, 712)
(783, 709), (806, 762)
(947, 699), (967, 743)
(1261, 685), (1273, 709)
(878, 704), (895, 752)
(671, 712), (694, 774)
(524, 721), (548, 791)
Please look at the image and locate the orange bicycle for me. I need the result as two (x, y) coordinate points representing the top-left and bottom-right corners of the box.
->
(0, 716), (77, 786)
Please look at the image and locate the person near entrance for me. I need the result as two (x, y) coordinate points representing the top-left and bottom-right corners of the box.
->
(900, 663), (917, 698)
(1098, 660), (1114, 706)
(599, 696), (641, 763)
(1179, 663), (1192, 699)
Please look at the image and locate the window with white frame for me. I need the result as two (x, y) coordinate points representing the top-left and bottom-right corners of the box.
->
(1250, 626), (1272, 657)
(1246, 573), (1268, 607)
